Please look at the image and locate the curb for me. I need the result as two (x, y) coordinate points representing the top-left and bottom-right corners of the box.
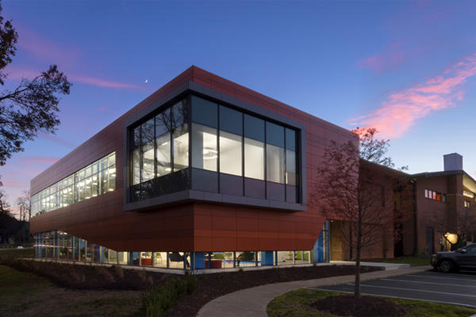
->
(197, 265), (432, 317)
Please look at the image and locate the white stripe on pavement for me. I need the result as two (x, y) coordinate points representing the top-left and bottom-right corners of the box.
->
(409, 274), (476, 282)
(380, 278), (476, 288)
(347, 283), (476, 298)
(316, 289), (476, 309)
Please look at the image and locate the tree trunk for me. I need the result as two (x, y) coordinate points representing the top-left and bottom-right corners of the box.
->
(355, 212), (363, 299)
(355, 244), (361, 299)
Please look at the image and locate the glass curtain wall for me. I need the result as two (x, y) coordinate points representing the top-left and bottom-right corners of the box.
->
(130, 94), (299, 203)
(131, 98), (189, 202)
(31, 152), (116, 217)
(34, 231), (313, 269)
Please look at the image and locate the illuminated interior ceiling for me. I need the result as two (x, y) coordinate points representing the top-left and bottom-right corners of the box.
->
(463, 174), (476, 193)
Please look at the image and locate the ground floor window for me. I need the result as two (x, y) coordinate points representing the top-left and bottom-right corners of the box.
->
(34, 230), (328, 269)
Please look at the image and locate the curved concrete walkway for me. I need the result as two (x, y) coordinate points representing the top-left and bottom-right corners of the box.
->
(197, 265), (432, 317)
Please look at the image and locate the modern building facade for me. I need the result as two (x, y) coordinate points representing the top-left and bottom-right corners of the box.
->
(30, 66), (359, 269)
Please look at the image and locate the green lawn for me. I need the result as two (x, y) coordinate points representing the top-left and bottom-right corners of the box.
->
(0, 265), (142, 317)
(0, 247), (34, 259)
(267, 289), (476, 317)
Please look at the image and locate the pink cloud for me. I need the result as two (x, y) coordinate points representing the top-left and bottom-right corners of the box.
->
(5, 65), (146, 91)
(359, 43), (407, 74)
(9, 25), (147, 92)
(70, 74), (146, 91)
(16, 25), (81, 67)
(0, 177), (29, 190)
(358, 42), (429, 74)
(38, 133), (77, 149)
(21, 157), (60, 164)
(350, 53), (476, 138)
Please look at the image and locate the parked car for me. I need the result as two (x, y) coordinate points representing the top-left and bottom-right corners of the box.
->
(431, 243), (476, 272)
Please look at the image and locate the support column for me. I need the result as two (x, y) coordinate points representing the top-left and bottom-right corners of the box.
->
(325, 220), (330, 263)
(313, 229), (324, 263)
(129, 252), (138, 265)
(54, 231), (59, 259)
(38, 233), (43, 258)
(191, 252), (205, 269)
(261, 251), (274, 266)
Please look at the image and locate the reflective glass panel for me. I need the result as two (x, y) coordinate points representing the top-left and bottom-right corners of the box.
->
(141, 119), (155, 182)
(132, 148), (141, 185)
(285, 149), (297, 185)
(171, 100), (188, 128)
(156, 133), (171, 176)
(192, 96), (217, 128)
(142, 140), (155, 182)
(220, 105), (242, 135)
(266, 122), (284, 147)
(141, 119), (155, 145)
(285, 128), (296, 150)
(244, 115), (264, 142)
(173, 124), (189, 171)
(155, 108), (172, 136)
(133, 126), (141, 148)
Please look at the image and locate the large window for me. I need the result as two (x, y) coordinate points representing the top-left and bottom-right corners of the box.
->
(424, 189), (445, 202)
(220, 131), (242, 176)
(31, 152), (116, 217)
(129, 94), (301, 204)
(131, 99), (190, 201)
(192, 123), (217, 171)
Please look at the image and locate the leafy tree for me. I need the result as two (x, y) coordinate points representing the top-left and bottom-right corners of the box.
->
(314, 128), (411, 299)
(0, 2), (71, 166)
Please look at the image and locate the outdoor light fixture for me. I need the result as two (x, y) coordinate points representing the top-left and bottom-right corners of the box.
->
(444, 232), (458, 244)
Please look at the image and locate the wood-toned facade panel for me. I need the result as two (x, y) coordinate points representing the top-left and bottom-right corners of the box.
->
(30, 66), (356, 253)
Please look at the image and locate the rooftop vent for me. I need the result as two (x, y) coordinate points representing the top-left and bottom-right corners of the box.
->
(444, 153), (463, 171)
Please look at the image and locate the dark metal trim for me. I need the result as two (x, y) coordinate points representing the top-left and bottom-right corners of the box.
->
(124, 80), (307, 210)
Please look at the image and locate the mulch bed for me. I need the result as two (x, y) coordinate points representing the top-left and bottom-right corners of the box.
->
(3, 257), (382, 316)
(310, 295), (410, 317)
(168, 265), (381, 316)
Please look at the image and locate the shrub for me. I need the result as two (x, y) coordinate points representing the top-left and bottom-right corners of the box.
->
(278, 269), (286, 278)
(94, 266), (116, 284)
(142, 275), (198, 317)
(113, 265), (124, 279)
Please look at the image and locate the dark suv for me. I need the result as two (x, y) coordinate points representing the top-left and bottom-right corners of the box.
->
(431, 244), (476, 272)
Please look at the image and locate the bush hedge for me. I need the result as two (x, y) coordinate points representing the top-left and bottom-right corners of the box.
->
(0, 257), (167, 290)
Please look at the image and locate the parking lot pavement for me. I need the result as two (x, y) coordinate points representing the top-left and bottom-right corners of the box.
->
(316, 270), (476, 308)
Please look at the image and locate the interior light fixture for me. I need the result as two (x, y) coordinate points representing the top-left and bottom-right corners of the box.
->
(203, 148), (218, 160)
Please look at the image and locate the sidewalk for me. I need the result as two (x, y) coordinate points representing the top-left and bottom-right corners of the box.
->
(197, 265), (432, 317)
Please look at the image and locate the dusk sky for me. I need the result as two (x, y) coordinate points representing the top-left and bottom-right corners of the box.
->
(1, 0), (476, 216)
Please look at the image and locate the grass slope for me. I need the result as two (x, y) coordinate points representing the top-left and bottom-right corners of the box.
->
(268, 289), (476, 317)
(0, 265), (142, 317)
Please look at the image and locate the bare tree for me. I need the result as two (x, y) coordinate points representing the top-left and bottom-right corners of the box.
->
(0, 2), (71, 166)
(314, 128), (411, 299)
(0, 188), (15, 222)
(432, 207), (476, 250)
(16, 189), (30, 221)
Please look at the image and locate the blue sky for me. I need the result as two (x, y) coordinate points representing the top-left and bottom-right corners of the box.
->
(1, 0), (476, 215)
